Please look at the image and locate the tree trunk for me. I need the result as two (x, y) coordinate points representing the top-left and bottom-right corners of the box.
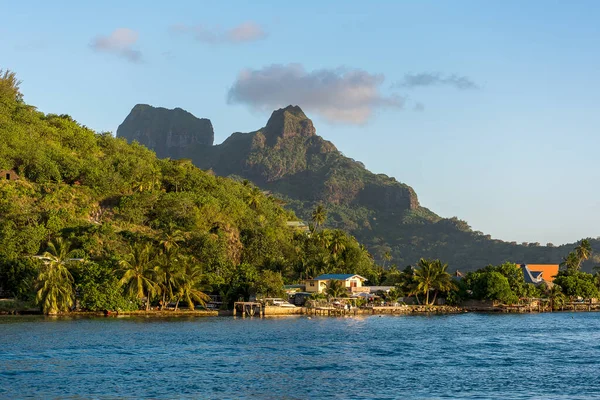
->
(174, 298), (180, 312)
(425, 289), (430, 306)
(432, 290), (439, 306)
(146, 293), (150, 311)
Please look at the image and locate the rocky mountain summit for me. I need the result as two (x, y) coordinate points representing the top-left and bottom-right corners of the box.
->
(117, 104), (214, 159)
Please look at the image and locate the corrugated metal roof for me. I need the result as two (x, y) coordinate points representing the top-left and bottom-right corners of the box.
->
(313, 274), (366, 281)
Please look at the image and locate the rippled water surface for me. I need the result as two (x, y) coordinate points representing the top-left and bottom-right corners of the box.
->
(1, 313), (600, 399)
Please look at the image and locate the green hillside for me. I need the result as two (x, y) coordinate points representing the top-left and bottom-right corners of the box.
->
(0, 70), (382, 312)
(117, 104), (600, 271)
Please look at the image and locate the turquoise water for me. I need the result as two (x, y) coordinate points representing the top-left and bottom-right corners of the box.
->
(1, 313), (600, 399)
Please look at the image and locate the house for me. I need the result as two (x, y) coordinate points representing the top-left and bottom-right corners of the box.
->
(520, 264), (559, 285)
(304, 274), (369, 294)
(0, 170), (19, 181)
(286, 221), (310, 233)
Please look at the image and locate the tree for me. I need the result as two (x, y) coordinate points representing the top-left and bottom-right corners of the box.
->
(329, 230), (347, 260)
(311, 204), (327, 231)
(35, 238), (80, 314)
(155, 247), (183, 309)
(543, 283), (566, 311)
(560, 252), (579, 271)
(575, 239), (592, 268)
(118, 243), (158, 311)
(382, 251), (392, 268)
(553, 270), (599, 300)
(254, 270), (286, 299)
(0, 69), (22, 102)
(246, 187), (262, 211)
(412, 259), (456, 305)
(325, 279), (347, 299)
(469, 271), (517, 304)
(175, 259), (210, 311)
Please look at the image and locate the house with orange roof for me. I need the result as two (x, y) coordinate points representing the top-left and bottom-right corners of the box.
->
(520, 264), (559, 285)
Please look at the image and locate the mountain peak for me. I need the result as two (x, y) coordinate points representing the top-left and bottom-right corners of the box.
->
(264, 105), (315, 140)
(117, 104), (214, 159)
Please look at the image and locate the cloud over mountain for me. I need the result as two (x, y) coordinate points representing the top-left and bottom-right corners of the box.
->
(171, 21), (267, 44)
(90, 28), (142, 63)
(227, 64), (402, 124)
(397, 72), (478, 90)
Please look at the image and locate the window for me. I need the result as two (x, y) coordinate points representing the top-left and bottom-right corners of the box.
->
(5, 173), (9, 180)
(350, 281), (357, 288)
(309, 282), (314, 287)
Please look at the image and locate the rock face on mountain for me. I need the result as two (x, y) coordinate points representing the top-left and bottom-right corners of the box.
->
(116, 104), (213, 159)
(117, 104), (595, 271)
(193, 106), (420, 213)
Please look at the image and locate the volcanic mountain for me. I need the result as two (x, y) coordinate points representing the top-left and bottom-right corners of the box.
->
(117, 104), (599, 271)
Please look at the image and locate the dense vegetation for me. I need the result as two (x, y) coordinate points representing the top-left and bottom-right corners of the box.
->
(0, 70), (384, 314)
(385, 240), (600, 309)
(117, 104), (600, 271)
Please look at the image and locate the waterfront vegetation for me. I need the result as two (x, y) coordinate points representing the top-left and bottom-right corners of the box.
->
(0, 70), (380, 314)
(1, 70), (600, 315)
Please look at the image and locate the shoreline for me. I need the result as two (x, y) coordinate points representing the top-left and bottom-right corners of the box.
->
(3, 303), (600, 318)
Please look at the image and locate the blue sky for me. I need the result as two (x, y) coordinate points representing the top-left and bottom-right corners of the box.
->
(2, 1), (599, 245)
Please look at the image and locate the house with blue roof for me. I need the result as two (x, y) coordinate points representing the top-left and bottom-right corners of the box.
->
(304, 273), (368, 294)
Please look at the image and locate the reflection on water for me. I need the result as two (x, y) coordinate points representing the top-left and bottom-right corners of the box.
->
(1, 313), (599, 399)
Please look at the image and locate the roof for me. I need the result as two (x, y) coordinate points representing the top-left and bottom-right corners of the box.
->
(313, 274), (367, 281)
(521, 264), (559, 283)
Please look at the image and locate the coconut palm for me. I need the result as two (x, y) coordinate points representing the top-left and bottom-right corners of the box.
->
(311, 204), (327, 231)
(246, 187), (262, 211)
(35, 238), (81, 315)
(314, 230), (332, 249)
(575, 239), (592, 268)
(329, 231), (347, 260)
(413, 258), (456, 305)
(155, 248), (183, 309)
(118, 243), (158, 311)
(382, 251), (392, 268)
(560, 252), (580, 271)
(175, 259), (211, 311)
(546, 283), (567, 311)
(430, 261), (457, 305)
(325, 279), (347, 299)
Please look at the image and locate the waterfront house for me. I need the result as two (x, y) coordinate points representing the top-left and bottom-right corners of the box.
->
(304, 274), (369, 294)
(520, 264), (559, 284)
(0, 169), (19, 181)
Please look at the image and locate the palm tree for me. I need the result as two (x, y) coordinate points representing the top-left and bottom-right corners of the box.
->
(575, 239), (592, 268)
(118, 243), (158, 311)
(412, 259), (456, 305)
(35, 238), (80, 315)
(314, 230), (332, 249)
(175, 259), (211, 311)
(382, 251), (392, 268)
(311, 204), (327, 231)
(430, 261), (456, 305)
(546, 283), (567, 311)
(246, 187), (262, 211)
(325, 279), (347, 299)
(329, 231), (347, 260)
(155, 248), (183, 310)
(560, 252), (580, 271)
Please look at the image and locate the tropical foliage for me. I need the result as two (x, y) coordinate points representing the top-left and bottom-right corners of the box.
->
(0, 70), (384, 313)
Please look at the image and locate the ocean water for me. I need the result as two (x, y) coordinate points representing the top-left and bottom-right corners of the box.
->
(1, 313), (599, 399)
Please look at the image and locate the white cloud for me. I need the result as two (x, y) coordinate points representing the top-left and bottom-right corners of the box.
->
(171, 21), (267, 44)
(396, 72), (478, 90)
(90, 28), (142, 63)
(227, 64), (402, 124)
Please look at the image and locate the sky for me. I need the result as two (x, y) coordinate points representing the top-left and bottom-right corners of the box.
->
(2, 1), (599, 245)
